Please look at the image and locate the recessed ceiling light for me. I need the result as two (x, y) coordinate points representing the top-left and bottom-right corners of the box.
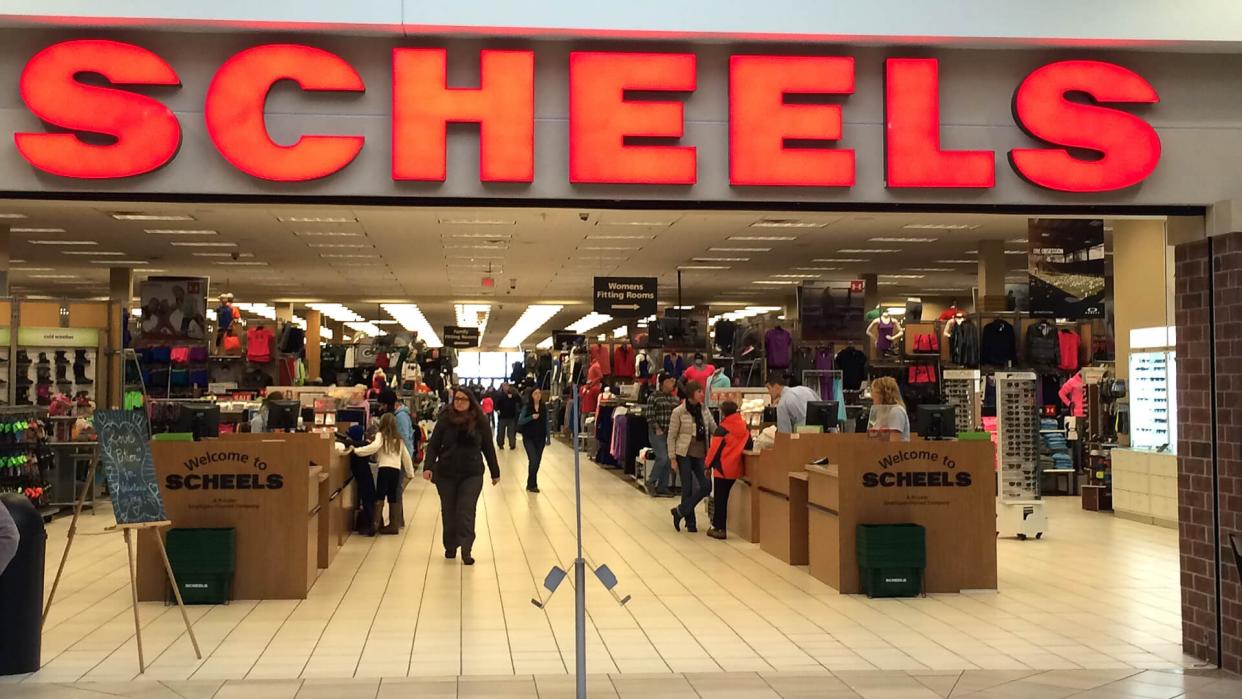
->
(11, 227), (66, 233)
(585, 234), (654, 240)
(709, 247), (771, 253)
(29, 274), (78, 279)
(320, 253), (380, 259)
(90, 260), (149, 265)
(793, 267), (840, 271)
(598, 220), (674, 227)
(145, 229), (218, 235)
(728, 235), (797, 242)
(812, 258), (869, 263)
(577, 256), (629, 261)
(869, 237), (938, 243)
(1008, 238), (1028, 244)
(693, 257), (749, 262)
(214, 261), (269, 266)
(12, 267), (54, 272)
(278, 215), (357, 223)
(112, 213), (196, 221)
(935, 259), (976, 264)
(882, 274), (926, 279)
(580, 246), (640, 251)
(28, 240), (97, 245)
(770, 273), (821, 278)
(169, 241), (237, 247)
(752, 280), (797, 285)
(908, 267), (955, 272)
(438, 218), (515, 225)
(0, 213), (28, 219)
(902, 223), (979, 230)
(193, 252), (254, 258)
(306, 243), (373, 249)
(293, 230), (363, 237)
(677, 265), (731, 270)
(925, 287), (969, 292)
(62, 251), (124, 256)
(750, 219), (828, 228)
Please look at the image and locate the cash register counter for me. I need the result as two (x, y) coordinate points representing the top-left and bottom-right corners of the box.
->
(135, 431), (352, 601)
(738, 433), (997, 594)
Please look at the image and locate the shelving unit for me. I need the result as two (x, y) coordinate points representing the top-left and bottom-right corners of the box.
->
(943, 369), (982, 433)
(1130, 349), (1176, 451)
(0, 406), (55, 518)
(995, 371), (1047, 539)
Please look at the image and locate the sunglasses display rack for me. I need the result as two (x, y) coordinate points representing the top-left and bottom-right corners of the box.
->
(1130, 350), (1176, 452)
(943, 369), (982, 434)
(995, 371), (1048, 540)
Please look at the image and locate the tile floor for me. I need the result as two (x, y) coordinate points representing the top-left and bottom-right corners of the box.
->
(8, 438), (1206, 689)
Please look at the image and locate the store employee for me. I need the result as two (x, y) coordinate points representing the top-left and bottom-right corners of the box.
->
(764, 376), (820, 433)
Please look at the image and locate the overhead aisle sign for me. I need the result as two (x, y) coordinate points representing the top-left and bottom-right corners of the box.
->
(442, 326), (480, 348)
(594, 277), (658, 317)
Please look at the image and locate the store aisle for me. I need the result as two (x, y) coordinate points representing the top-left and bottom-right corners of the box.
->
(18, 437), (1193, 685)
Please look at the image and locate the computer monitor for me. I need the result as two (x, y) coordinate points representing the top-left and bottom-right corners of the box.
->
(266, 399), (302, 431)
(761, 405), (778, 424)
(337, 407), (367, 425)
(915, 404), (957, 439)
(804, 401), (840, 433)
(173, 403), (220, 440)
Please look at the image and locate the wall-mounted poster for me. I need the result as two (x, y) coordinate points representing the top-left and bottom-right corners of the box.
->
(798, 281), (866, 342)
(1028, 219), (1106, 319)
(136, 276), (210, 348)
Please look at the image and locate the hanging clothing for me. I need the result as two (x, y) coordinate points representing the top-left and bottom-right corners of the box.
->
(949, 318), (981, 367)
(246, 325), (275, 363)
(663, 353), (686, 379)
(589, 344), (612, 375)
(1058, 329), (1081, 372)
(1025, 321), (1059, 368)
(635, 351), (652, 379)
(714, 319), (737, 354)
(791, 347), (816, 380)
(834, 346), (868, 391)
(613, 345), (635, 378)
(764, 327), (793, 369)
(980, 319), (1017, 366)
(1059, 372), (1086, 417)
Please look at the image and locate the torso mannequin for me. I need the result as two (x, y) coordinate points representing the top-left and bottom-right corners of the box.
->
(867, 312), (904, 354)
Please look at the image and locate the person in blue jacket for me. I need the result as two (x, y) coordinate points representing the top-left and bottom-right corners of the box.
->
(378, 388), (418, 529)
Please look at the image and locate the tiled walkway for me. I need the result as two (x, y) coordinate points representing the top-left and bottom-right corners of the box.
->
(8, 438), (1201, 689)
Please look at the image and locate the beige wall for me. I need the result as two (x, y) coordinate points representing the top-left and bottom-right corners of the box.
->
(1112, 220), (1171, 383)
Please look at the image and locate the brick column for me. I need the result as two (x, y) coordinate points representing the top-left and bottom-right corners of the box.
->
(1176, 233), (1242, 673)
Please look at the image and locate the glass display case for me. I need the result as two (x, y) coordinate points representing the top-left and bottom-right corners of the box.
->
(1128, 326), (1176, 453)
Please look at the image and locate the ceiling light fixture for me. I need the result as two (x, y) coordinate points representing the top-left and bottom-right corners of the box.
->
(907, 267), (955, 272)
(345, 321), (383, 337)
(728, 235), (798, 241)
(838, 248), (900, 254)
(585, 234), (654, 240)
(566, 312), (612, 334)
(293, 230), (363, 237)
(381, 303), (442, 346)
(882, 274), (926, 279)
(193, 252), (254, 258)
(498, 304), (563, 348)
(320, 253), (380, 259)
(935, 259), (977, 264)
(750, 219), (828, 228)
(752, 280), (797, 285)
(902, 223), (980, 230)
(677, 265), (731, 271)
(62, 251), (124, 256)
(169, 241), (237, 247)
(598, 220), (674, 227)
(770, 273), (821, 278)
(693, 257), (750, 262)
(214, 261), (268, 266)
(145, 229), (218, 236)
(28, 240), (97, 245)
(306, 243), (373, 249)
(0, 213), (28, 219)
(438, 218), (515, 225)
(869, 237), (938, 243)
(11, 227), (66, 233)
(308, 303), (364, 322)
(277, 215), (357, 223)
(580, 246), (640, 251)
(112, 213), (196, 221)
(812, 258), (869, 263)
(709, 247), (771, 252)
(793, 267), (840, 271)
(536, 336), (554, 349)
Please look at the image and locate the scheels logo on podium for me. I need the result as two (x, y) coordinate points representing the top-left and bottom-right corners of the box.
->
(13, 40), (1161, 193)
(862, 449), (972, 488)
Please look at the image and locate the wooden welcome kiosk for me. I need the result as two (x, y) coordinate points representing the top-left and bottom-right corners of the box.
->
(738, 432), (997, 594)
(135, 431), (352, 601)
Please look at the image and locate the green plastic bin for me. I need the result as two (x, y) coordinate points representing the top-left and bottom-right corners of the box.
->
(165, 528), (235, 604)
(857, 524), (925, 598)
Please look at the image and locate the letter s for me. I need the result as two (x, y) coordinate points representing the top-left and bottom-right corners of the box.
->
(16, 40), (182, 178)
(266, 474), (284, 489)
(164, 474), (183, 490)
(956, 472), (973, 487)
(862, 472), (879, 487)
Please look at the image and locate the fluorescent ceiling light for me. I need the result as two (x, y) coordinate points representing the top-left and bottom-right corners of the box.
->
(585, 234), (654, 240)
(319, 326), (335, 340)
(925, 287), (969, 292)
(62, 251), (124, 256)
(613, 325), (628, 338)
(11, 227), (66, 233)
(214, 261), (268, 266)
(793, 267), (840, 271)
(869, 237), (938, 243)
(0, 213), (28, 219)
(935, 259), (976, 264)
(293, 230), (362, 237)
(770, 273), (821, 278)
(499, 304), (563, 348)
(1008, 238), (1028, 244)
(145, 229), (217, 235)
(112, 213), (195, 221)
(445, 232), (513, 239)
(307, 243), (372, 249)
(234, 302), (276, 320)
(536, 336), (553, 349)
(693, 257), (749, 262)
(193, 252), (254, 258)
(882, 274), (926, 279)
(580, 246), (640, 251)
(838, 248), (899, 253)
(813, 258), (868, 263)
(903, 223), (979, 230)
(277, 215), (357, 223)
(320, 253), (379, 259)
(908, 267), (955, 272)
(728, 235), (797, 241)
(345, 321), (383, 337)
(752, 280), (797, 285)
(751, 219), (828, 228)
(1004, 250), (1026, 255)
(455, 303), (492, 337)
(381, 303), (442, 347)
(29, 274), (77, 279)
(309, 303), (363, 322)
(599, 220), (673, 227)
(710, 247), (771, 252)
(677, 265), (730, 270)
(566, 312), (612, 334)
(438, 218), (515, 225)
(12, 267), (54, 271)
(28, 240), (96, 245)
(169, 241), (236, 247)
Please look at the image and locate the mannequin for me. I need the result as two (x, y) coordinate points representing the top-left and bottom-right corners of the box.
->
(867, 311), (904, 356)
(943, 310), (965, 341)
(938, 300), (960, 322)
(682, 352), (716, 387)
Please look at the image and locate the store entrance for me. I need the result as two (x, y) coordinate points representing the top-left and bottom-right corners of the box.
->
(5, 198), (1193, 679)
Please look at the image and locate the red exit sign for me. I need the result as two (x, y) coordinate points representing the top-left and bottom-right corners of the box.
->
(15, 41), (1160, 193)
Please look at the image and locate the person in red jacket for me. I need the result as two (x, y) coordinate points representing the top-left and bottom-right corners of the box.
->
(704, 401), (753, 540)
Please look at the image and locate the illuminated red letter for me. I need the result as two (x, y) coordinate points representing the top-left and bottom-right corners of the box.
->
(1010, 60), (1160, 192)
(569, 52), (696, 185)
(15, 40), (181, 179)
(885, 58), (994, 188)
(392, 49), (534, 182)
(205, 44), (364, 182)
(729, 55), (854, 187)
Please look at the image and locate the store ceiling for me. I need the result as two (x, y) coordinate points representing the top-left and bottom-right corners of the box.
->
(0, 199), (1131, 347)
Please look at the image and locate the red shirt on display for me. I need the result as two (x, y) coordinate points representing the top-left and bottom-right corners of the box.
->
(681, 363), (715, 388)
(246, 325), (274, 363)
(613, 344), (635, 378)
(1058, 329), (1081, 371)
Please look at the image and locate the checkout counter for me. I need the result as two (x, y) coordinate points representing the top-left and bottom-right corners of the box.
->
(135, 431), (352, 601)
(738, 432), (997, 594)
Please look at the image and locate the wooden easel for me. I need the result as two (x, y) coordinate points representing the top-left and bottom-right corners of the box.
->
(43, 454), (201, 673)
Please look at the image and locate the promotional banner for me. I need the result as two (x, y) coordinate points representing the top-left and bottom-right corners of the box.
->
(1027, 219), (1106, 319)
(798, 281), (867, 342)
(136, 276), (210, 347)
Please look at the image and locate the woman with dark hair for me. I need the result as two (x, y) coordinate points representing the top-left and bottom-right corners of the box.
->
(517, 387), (548, 493)
(423, 386), (501, 565)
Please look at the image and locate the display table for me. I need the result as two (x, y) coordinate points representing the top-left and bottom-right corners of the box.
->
(802, 436), (998, 594)
(136, 432), (338, 601)
(1111, 447), (1177, 528)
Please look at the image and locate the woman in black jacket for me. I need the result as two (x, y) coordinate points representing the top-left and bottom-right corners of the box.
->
(422, 387), (501, 565)
(517, 387), (549, 493)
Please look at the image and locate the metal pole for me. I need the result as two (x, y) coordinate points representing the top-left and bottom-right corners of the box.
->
(570, 346), (586, 698)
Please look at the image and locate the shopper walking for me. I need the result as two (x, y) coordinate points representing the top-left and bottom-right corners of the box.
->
(494, 382), (519, 449)
(378, 388), (417, 529)
(644, 373), (679, 497)
(517, 387), (549, 493)
(868, 376), (911, 441)
(351, 413), (416, 535)
(704, 401), (753, 540)
(423, 388), (501, 565)
(668, 380), (716, 533)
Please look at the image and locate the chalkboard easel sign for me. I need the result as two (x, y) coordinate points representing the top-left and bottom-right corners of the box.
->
(95, 410), (167, 525)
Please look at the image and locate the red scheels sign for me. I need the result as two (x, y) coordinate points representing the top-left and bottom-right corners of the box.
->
(14, 40), (1162, 193)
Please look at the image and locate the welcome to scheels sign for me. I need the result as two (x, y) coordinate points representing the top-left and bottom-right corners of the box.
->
(14, 40), (1161, 193)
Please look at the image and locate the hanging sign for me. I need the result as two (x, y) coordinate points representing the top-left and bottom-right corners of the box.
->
(442, 326), (480, 348)
(594, 277), (658, 317)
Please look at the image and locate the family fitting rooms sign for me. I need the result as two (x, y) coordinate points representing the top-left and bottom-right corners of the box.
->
(13, 41), (1160, 193)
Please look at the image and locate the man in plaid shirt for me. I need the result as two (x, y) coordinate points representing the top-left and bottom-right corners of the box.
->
(645, 373), (680, 497)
